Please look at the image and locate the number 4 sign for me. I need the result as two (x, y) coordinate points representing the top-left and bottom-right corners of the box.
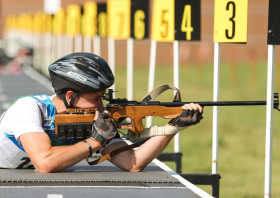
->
(175, 0), (200, 41)
(214, 0), (248, 43)
(152, 0), (200, 42)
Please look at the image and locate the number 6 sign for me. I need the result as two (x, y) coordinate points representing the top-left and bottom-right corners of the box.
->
(131, 0), (149, 40)
(214, 0), (248, 43)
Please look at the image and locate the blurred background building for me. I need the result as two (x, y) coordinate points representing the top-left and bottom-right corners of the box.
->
(0, 0), (271, 66)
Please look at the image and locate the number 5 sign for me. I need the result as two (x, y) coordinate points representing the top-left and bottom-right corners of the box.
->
(214, 0), (248, 43)
(152, 0), (200, 42)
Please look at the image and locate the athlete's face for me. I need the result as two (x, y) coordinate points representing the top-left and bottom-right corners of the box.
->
(73, 91), (105, 109)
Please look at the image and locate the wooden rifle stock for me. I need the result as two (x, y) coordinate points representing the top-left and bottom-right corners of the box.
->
(55, 106), (183, 136)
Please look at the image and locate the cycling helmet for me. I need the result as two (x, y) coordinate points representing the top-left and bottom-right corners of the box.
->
(48, 52), (114, 108)
(49, 52), (114, 94)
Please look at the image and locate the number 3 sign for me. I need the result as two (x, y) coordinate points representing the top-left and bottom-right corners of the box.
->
(152, 0), (200, 42)
(214, 0), (248, 43)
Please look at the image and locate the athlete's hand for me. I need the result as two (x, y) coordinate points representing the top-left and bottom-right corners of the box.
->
(91, 111), (118, 147)
(168, 103), (204, 127)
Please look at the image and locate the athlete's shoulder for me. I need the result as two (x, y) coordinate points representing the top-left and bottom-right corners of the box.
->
(14, 95), (53, 107)
(11, 96), (39, 108)
(29, 95), (52, 102)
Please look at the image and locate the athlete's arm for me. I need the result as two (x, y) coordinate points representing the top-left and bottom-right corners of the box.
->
(20, 133), (101, 173)
(7, 97), (100, 173)
(101, 103), (203, 172)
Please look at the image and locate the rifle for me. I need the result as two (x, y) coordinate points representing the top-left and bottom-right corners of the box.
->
(54, 88), (280, 140)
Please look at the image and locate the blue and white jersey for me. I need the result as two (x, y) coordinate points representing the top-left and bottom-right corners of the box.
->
(0, 94), (80, 169)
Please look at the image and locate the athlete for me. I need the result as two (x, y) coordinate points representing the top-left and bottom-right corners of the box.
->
(0, 52), (203, 172)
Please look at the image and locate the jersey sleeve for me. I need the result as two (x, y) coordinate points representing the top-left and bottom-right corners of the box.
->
(6, 97), (45, 141)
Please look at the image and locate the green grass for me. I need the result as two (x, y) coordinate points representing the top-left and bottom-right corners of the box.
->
(113, 62), (280, 198)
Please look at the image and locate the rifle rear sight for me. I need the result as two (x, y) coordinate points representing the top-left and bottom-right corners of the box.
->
(103, 89), (130, 104)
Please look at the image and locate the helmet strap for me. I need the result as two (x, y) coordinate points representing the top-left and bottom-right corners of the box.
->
(61, 92), (77, 109)
(69, 92), (77, 108)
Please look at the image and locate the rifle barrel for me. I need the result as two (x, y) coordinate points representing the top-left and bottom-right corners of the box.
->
(106, 92), (280, 111)
(159, 100), (279, 110)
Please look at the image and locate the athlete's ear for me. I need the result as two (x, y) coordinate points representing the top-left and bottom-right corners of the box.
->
(65, 90), (74, 104)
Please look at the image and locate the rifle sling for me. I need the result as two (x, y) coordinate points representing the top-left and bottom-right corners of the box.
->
(141, 83), (181, 102)
(86, 139), (147, 165)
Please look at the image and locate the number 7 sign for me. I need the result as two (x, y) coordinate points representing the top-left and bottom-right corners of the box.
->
(107, 0), (131, 39)
(214, 0), (248, 43)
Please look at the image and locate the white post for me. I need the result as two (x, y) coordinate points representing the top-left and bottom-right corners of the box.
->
(264, 45), (275, 198)
(29, 31), (34, 50)
(173, 40), (180, 153)
(62, 34), (69, 56)
(74, 34), (83, 53)
(37, 33), (42, 70)
(33, 33), (38, 69)
(108, 38), (116, 94)
(39, 33), (45, 73)
(57, 35), (63, 58)
(212, 42), (220, 174)
(146, 40), (157, 128)
(67, 36), (74, 54)
(43, 33), (47, 74)
(45, 33), (52, 77)
(127, 38), (134, 100)
(36, 33), (40, 70)
(51, 34), (56, 63)
(93, 35), (101, 56)
(84, 36), (92, 53)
